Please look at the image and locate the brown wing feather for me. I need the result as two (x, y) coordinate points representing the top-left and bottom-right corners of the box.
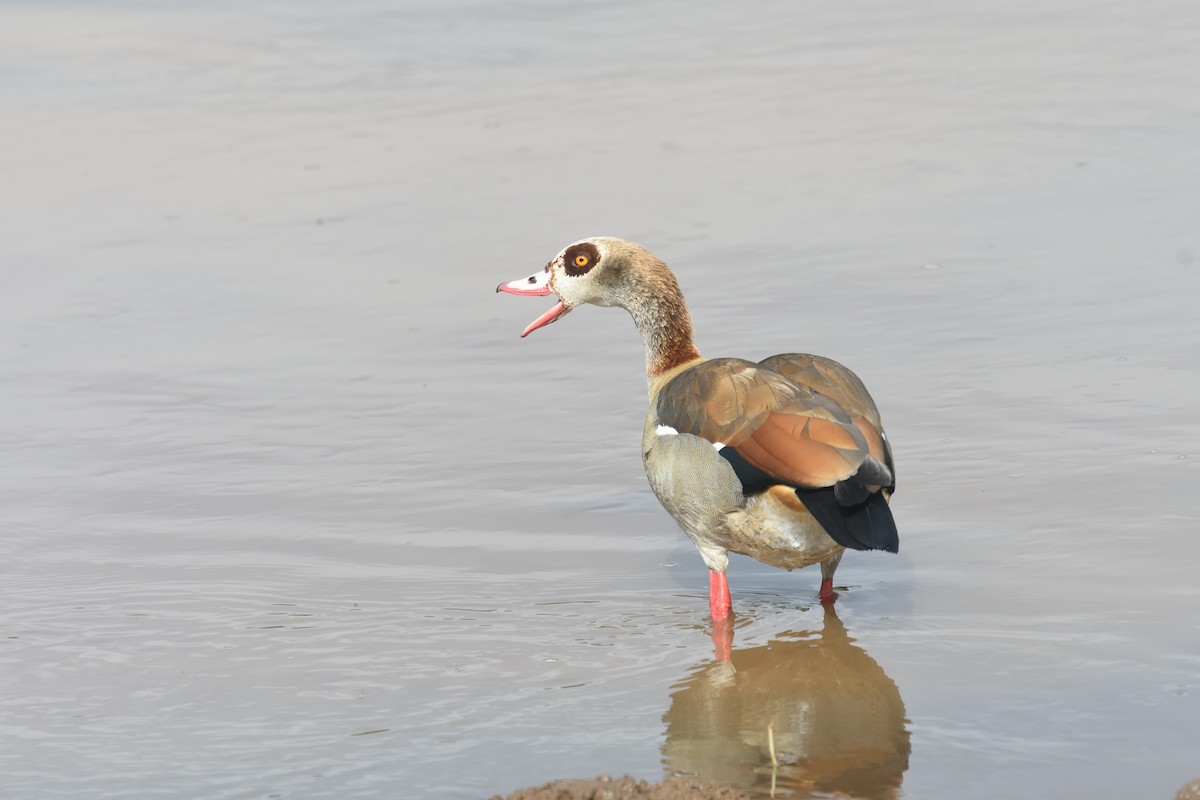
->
(852, 417), (887, 464)
(737, 414), (865, 486)
(759, 353), (883, 428)
(656, 358), (870, 488)
(761, 353), (895, 488)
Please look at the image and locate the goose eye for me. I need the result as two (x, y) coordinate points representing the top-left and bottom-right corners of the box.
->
(564, 243), (600, 276)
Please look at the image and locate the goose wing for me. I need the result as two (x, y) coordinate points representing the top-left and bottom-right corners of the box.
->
(656, 358), (890, 490)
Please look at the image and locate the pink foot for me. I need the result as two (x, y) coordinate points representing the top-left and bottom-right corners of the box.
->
(708, 570), (733, 620)
(819, 578), (838, 604)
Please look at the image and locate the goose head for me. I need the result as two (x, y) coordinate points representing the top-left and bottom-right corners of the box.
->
(496, 237), (657, 337)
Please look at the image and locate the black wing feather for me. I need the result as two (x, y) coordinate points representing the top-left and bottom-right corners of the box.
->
(797, 487), (899, 553)
(717, 446), (775, 495)
(720, 445), (899, 554)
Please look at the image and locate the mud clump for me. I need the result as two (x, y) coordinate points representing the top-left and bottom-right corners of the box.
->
(492, 774), (751, 800)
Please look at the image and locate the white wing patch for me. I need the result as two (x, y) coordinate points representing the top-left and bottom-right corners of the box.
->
(657, 425), (725, 451)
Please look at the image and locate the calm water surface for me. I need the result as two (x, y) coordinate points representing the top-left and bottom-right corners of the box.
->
(2, 2), (1198, 798)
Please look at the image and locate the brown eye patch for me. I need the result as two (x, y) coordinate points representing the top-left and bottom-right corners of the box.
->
(563, 242), (600, 277)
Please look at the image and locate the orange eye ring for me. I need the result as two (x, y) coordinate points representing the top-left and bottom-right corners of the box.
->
(574, 255), (589, 267)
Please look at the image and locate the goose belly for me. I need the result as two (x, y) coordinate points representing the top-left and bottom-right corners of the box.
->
(726, 486), (843, 570)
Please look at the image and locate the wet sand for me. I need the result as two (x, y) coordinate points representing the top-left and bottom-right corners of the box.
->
(493, 775), (751, 800)
(3, 1), (1199, 799)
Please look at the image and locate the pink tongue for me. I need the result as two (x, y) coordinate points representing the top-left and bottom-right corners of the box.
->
(521, 301), (566, 337)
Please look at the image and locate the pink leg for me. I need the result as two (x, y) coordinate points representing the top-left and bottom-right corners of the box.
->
(710, 616), (734, 662)
(819, 578), (837, 604)
(709, 570), (733, 620)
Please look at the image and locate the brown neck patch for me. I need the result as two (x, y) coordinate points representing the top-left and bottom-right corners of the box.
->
(649, 313), (702, 376)
(633, 259), (702, 376)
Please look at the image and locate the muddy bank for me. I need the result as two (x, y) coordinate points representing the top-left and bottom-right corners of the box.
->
(492, 775), (750, 800)
(495, 774), (1200, 800)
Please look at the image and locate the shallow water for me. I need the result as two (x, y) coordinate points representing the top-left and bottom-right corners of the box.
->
(3, 1), (1199, 798)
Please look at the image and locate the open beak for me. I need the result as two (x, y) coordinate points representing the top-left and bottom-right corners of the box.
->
(496, 269), (570, 337)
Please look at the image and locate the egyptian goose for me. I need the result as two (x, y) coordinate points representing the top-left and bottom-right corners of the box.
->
(497, 238), (898, 620)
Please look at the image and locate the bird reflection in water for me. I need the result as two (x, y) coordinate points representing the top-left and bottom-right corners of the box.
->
(662, 605), (910, 799)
